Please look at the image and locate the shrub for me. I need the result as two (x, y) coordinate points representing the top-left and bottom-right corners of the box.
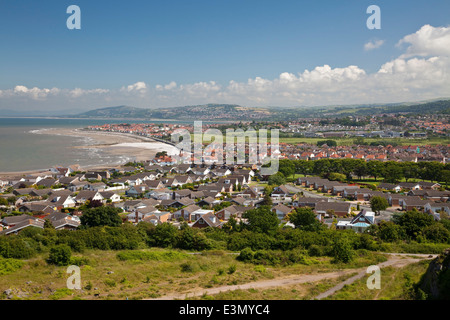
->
(180, 262), (196, 273)
(47, 245), (72, 266)
(227, 264), (237, 274)
(0, 258), (25, 275)
(116, 250), (189, 262)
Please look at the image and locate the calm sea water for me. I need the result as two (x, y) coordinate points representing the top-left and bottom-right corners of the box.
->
(0, 118), (194, 172)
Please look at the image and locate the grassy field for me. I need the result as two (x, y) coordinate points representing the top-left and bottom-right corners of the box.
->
(324, 259), (431, 300)
(279, 137), (450, 146)
(0, 248), (389, 300)
(190, 133), (450, 146)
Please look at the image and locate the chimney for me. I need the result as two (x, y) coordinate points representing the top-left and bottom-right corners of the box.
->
(135, 211), (139, 224)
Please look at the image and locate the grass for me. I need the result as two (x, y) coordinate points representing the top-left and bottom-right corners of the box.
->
(191, 133), (450, 147)
(0, 248), (390, 300)
(187, 274), (355, 300)
(324, 260), (431, 300)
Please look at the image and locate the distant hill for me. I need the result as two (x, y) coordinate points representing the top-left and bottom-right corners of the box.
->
(69, 99), (450, 121)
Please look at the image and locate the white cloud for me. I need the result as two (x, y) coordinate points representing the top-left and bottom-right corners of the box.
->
(122, 81), (147, 93)
(364, 39), (385, 51)
(2, 24), (450, 110)
(398, 24), (450, 58)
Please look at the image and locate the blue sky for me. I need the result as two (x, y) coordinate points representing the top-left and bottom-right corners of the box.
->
(1, 0), (450, 112)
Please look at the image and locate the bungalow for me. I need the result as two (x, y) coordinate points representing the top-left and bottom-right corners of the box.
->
(377, 183), (401, 192)
(84, 182), (107, 192)
(294, 197), (327, 208)
(198, 184), (226, 193)
(127, 206), (159, 223)
(398, 182), (421, 191)
(99, 191), (121, 203)
(197, 196), (218, 208)
(191, 167), (210, 176)
(173, 204), (201, 221)
(210, 168), (232, 177)
(160, 197), (195, 209)
(388, 194), (410, 207)
(418, 181), (441, 190)
(239, 186), (263, 199)
(315, 201), (353, 217)
(192, 212), (222, 229)
(145, 188), (172, 200)
(144, 180), (166, 190)
(336, 209), (375, 233)
(142, 211), (171, 225)
(332, 185), (359, 197)
(75, 190), (104, 204)
(45, 212), (80, 230)
(0, 218), (45, 235)
(17, 203), (54, 215)
(215, 205), (241, 221)
(272, 204), (294, 220)
(402, 198), (431, 211)
(423, 190), (450, 202)
(1, 214), (41, 228)
(35, 178), (58, 188)
(424, 203), (450, 221)
(12, 188), (35, 196)
(271, 185), (296, 201)
(172, 175), (193, 187)
(127, 185), (151, 198)
(172, 189), (193, 200)
(46, 194), (76, 209)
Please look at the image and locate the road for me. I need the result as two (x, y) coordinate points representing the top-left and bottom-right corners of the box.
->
(147, 254), (436, 300)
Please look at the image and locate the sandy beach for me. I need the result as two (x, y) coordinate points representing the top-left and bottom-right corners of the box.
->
(0, 128), (180, 178)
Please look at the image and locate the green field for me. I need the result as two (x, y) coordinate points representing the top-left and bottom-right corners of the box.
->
(190, 133), (450, 146)
(279, 137), (450, 146)
(0, 248), (389, 300)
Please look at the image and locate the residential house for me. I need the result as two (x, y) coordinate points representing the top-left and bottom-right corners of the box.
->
(192, 212), (222, 229)
(336, 209), (375, 233)
(315, 201), (353, 217)
(272, 204), (294, 220)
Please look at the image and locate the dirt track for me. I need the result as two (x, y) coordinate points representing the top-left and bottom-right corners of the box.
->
(148, 254), (436, 300)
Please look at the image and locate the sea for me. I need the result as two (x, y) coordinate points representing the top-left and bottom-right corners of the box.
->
(0, 117), (195, 173)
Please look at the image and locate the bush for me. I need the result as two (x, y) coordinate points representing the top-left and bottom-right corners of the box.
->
(116, 250), (189, 262)
(227, 264), (237, 274)
(180, 262), (196, 273)
(0, 258), (25, 275)
(331, 237), (355, 263)
(47, 244), (72, 266)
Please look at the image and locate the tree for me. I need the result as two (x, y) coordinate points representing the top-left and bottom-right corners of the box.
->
(288, 207), (323, 231)
(377, 221), (406, 242)
(242, 206), (279, 234)
(370, 196), (389, 216)
(328, 172), (347, 182)
(278, 159), (295, 179)
(47, 244), (72, 266)
(317, 140), (337, 147)
(366, 161), (384, 181)
(268, 172), (286, 186)
(80, 206), (122, 228)
(331, 236), (355, 263)
(393, 209), (435, 240)
(383, 162), (404, 183)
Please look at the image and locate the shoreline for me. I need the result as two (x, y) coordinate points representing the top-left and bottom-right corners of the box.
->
(0, 128), (180, 178)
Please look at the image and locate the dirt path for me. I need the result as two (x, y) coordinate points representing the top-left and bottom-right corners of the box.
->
(148, 254), (436, 300)
(313, 254), (434, 300)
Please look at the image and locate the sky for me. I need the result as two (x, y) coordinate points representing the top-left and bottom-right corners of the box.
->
(0, 0), (450, 114)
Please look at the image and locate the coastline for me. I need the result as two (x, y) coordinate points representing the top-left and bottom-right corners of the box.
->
(0, 128), (179, 178)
